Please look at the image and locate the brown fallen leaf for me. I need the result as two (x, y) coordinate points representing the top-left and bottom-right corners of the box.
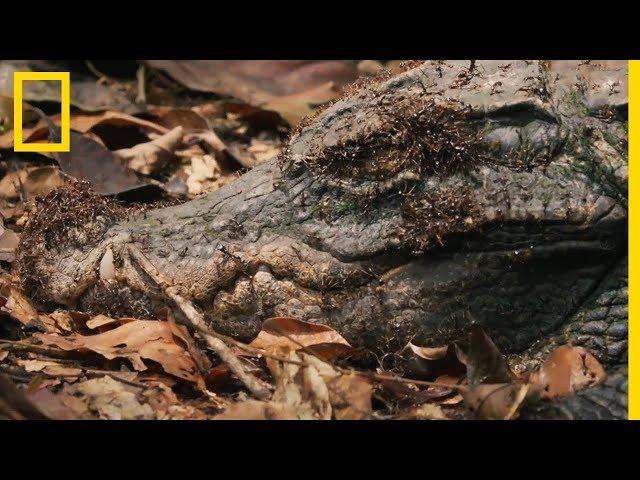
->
(184, 155), (224, 195)
(0, 279), (61, 333)
(261, 81), (340, 126)
(217, 348), (372, 420)
(34, 320), (203, 385)
(398, 342), (465, 379)
(465, 323), (515, 386)
(115, 126), (183, 175)
(147, 107), (210, 133)
(55, 130), (158, 197)
(0, 111), (169, 149)
(247, 138), (281, 164)
(0, 166), (70, 201)
(0, 219), (19, 262)
(266, 350), (332, 420)
(145, 60), (360, 126)
(186, 130), (252, 169)
(285, 352), (373, 420)
(62, 376), (154, 420)
(0, 373), (50, 420)
(249, 317), (355, 360)
(214, 400), (298, 420)
(529, 345), (607, 398)
(140, 380), (210, 419)
(16, 359), (82, 377)
(25, 388), (79, 420)
(401, 403), (449, 420)
(85, 314), (134, 330)
(460, 382), (531, 420)
(168, 319), (212, 373)
(430, 374), (465, 405)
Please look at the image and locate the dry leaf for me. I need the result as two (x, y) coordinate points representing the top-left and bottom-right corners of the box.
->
(460, 383), (531, 420)
(0, 61), (139, 116)
(186, 130), (251, 169)
(0, 373), (50, 419)
(0, 166), (70, 201)
(115, 126), (183, 175)
(184, 155), (222, 195)
(403, 403), (449, 420)
(141, 380), (209, 420)
(267, 350), (332, 420)
(35, 320), (203, 385)
(146, 60), (360, 125)
(466, 323), (515, 386)
(0, 219), (19, 262)
(147, 107), (210, 133)
(52, 130), (158, 197)
(250, 317), (354, 361)
(529, 345), (607, 398)
(299, 353), (373, 420)
(262, 81), (339, 126)
(214, 400), (297, 420)
(0, 111), (169, 149)
(398, 342), (464, 378)
(63, 376), (154, 420)
(26, 388), (79, 420)
(85, 314), (132, 330)
(0, 280), (60, 332)
(247, 138), (281, 164)
(218, 351), (369, 420)
(16, 359), (82, 377)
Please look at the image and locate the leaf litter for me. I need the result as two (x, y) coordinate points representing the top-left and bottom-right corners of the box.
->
(0, 60), (613, 420)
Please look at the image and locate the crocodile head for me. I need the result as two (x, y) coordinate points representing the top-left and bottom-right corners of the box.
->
(18, 61), (628, 368)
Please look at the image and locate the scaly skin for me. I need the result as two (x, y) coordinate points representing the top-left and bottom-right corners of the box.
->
(17, 61), (628, 418)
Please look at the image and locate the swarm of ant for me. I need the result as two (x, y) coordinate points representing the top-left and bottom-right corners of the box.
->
(303, 96), (486, 182)
(295, 60), (425, 133)
(15, 181), (130, 303)
(400, 186), (481, 254)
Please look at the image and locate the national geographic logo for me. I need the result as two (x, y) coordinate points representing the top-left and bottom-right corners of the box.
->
(12, 71), (70, 152)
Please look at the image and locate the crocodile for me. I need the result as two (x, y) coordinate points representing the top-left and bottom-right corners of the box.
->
(15, 60), (629, 418)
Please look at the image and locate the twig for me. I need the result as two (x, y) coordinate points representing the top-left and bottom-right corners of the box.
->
(136, 64), (147, 105)
(0, 361), (148, 390)
(85, 60), (111, 84)
(126, 244), (272, 400)
(0, 340), (75, 359)
(167, 288), (271, 400)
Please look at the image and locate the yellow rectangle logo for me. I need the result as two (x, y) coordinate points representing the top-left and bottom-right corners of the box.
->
(630, 60), (638, 420)
(12, 71), (70, 152)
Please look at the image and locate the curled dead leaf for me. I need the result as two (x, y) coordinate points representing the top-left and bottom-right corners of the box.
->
(529, 345), (606, 398)
(398, 342), (464, 379)
(34, 320), (203, 386)
(460, 383), (531, 420)
(466, 323), (515, 386)
(0, 166), (70, 201)
(0, 279), (62, 333)
(115, 126), (183, 175)
(249, 317), (355, 360)
(62, 376), (154, 420)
